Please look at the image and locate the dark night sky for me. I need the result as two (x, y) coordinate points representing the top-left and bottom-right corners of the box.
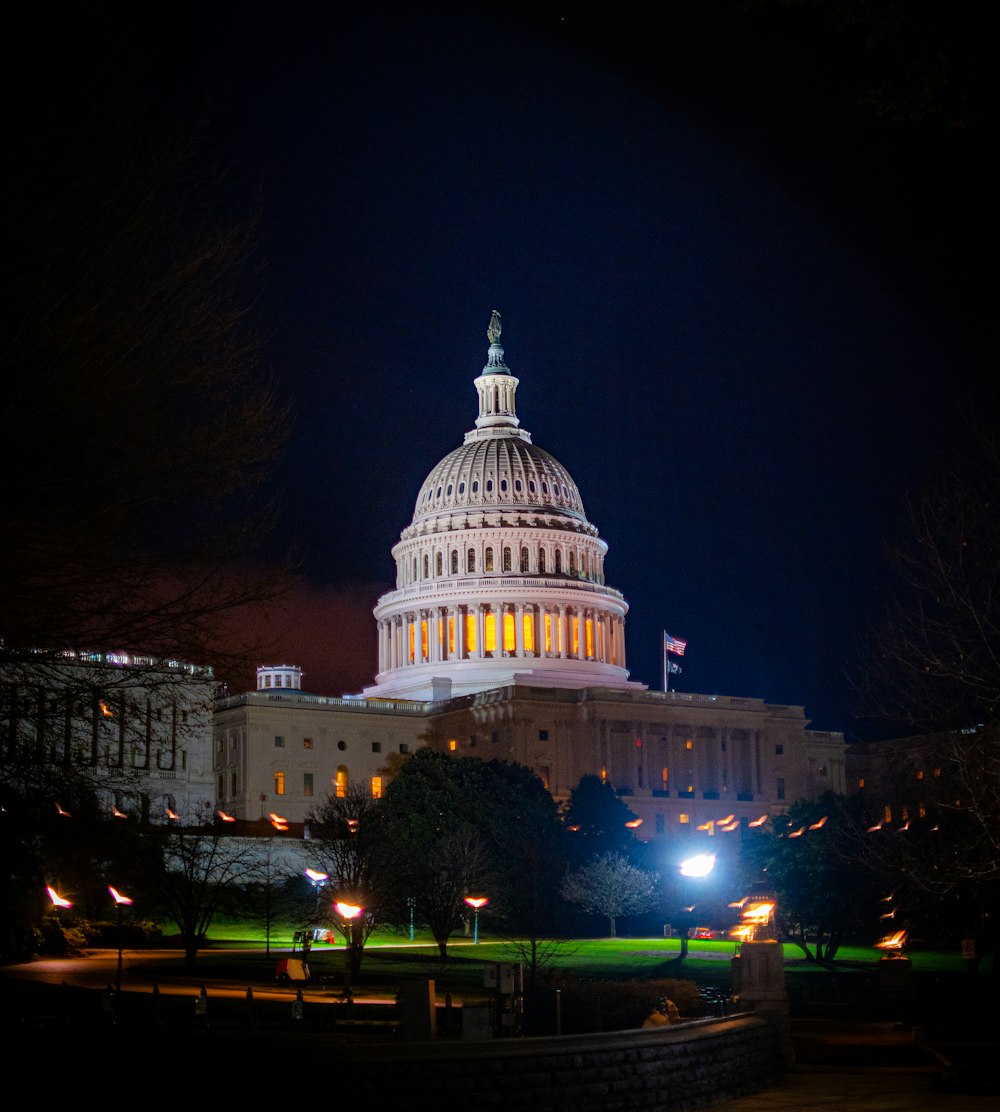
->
(12, 3), (993, 734)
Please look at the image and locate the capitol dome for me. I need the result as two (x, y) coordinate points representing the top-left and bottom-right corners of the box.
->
(363, 312), (644, 702)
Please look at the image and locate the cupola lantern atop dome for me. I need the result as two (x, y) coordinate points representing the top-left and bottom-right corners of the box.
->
(474, 309), (521, 432)
(363, 314), (645, 702)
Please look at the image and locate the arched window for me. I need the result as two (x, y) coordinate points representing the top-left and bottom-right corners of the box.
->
(423, 554), (429, 579)
(500, 478), (508, 492)
(514, 479), (522, 491)
(520, 547), (529, 572)
(450, 550), (458, 575)
(467, 548), (476, 573)
(569, 551), (577, 575)
(555, 550), (562, 573)
(435, 552), (443, 576)
(529, 480), (536, 493)
(485, 547), (494, 572)
(503, 547), (512, 572)
(459, 481), (466, 494)
(472, 480), (479, 493)
(486, 479), (494, 493)
(539, 549), (546, 573)
(412, 557), (417, 581)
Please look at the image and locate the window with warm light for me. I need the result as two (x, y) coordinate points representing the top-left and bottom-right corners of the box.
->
(408, 622), (415, 663)
(685, 740), (693, 750)
(448, 739), (458, 751)
(600, 766), (607, 783)
(585, 618), (594, 658)
(679, 813), (690, 824)
(371, 776), (382, 799)
(571, 615), (579, 656)
(465, 613), (477, 652)
(448, 616), (455, 655)
(544, 612), (552, 652)
(335, 766), (348, 798)
(523, 612), (534, 652)
(484, 611), (496, 653)
(485, 547), (494, 572)
(884, 804), (892, 822)
(274, 771), (285, 796)
(420, 620), (428, 661)
(503, 610), (515, 652)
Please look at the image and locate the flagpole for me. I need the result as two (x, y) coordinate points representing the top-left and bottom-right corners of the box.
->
(662, 631), (668, 693)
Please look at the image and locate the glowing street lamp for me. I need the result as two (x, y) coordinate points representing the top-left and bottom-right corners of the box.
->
(679, 853), (716, 878)
(109, 885), (133, 994)
(46, 886), (72, 909)
(335, 901), (364, 999)
(464, 896), (488, 944)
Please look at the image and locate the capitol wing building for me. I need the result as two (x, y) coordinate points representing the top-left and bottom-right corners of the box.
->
(214, 315), (845, 835)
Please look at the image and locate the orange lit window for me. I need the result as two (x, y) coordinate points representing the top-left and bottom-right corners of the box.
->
(408, 622), (415, 663)
(679, 813), (690, 824)
(448, 739), (457, 752)
(918, 801), (926, 818)
(685, 740), (693, 750)
(335, 766), (348, 798)
(274, 771), (285, 795)
(420, 620), (428, 661)
(884, 805), (892, 823)
(600, 766), (607, 783)
(571, 616), (579, 656)
(465, 613), (477, 653)
(902, 806), (909, 821)
(858, 778), (865, 789)
(503, 611), (515, 652)
(447, 616), (455, 655)
(523, 612), (535, 652)
(917, 770), (924, 780)
(585, 618), (594, 658)
(371, 776), (382, 799)
(662, 766), (669, 788)
(933, 768), (941, 777)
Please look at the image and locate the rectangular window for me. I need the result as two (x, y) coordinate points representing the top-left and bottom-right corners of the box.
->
(217, 775), (225, 799)
(679, 813), (690, 824)
(371, 776), (383, 799)
(484, 611), (497, 653)
(538, 729), (549, 741)
(303, 772), (314, 797)
(275, 735), (285, 748)
(775, 744), (784, 756)
(465, 613), (477, 653)
(523, 612), (534, 652)
(776, 777), (785, 800)
(544, 613), (552, 653)
(372, 741), (382, 753)
(539, 765), (550, 791)
(420, 619), (428, 661)
(399, 743), (409, 754)
(303, 738), (313, 750)
(448, 739), (457, 751)
(230, 771), (237, 795)
(448, 615), (455, 655)
(274, 771), (285, 796)
(584, 617), (593, 658)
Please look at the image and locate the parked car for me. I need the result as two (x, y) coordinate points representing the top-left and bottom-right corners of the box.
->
(688, 925), (725, 939)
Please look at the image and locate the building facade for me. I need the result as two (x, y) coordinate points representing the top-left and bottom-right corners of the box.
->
(213, 315), (846, 836)
(1, 649), (216, 821)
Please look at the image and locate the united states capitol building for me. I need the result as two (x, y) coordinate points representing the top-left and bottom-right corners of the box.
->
(214, 314), (845, 837)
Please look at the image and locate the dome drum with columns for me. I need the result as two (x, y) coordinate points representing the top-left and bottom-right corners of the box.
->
(364, 314), (645, 702)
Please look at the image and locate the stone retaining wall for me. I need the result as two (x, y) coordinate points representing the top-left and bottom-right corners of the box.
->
(335, 1014), (785, 1110)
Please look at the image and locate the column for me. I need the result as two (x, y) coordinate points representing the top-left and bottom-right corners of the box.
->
(476, 604), (486, 659)
(514, 603), (524, 657)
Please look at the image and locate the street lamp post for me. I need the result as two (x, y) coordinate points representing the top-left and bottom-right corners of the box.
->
(108, 886), (133, 994)
(464, 896), (488, 944)
(335, 900), (363, 998)
(676, 854), (715, 961)
(407, 896), (416, 942)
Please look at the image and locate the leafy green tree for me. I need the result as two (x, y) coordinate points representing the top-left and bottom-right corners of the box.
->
(738, 792), (884, 961)
(378, 751), (567, 960)
(560, 852), (659, 938)
(563, 775), (640, 864)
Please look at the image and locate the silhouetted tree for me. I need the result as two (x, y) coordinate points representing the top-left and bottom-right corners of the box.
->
(561, 852), (659, 938)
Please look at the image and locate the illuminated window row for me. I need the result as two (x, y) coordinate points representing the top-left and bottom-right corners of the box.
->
(400, 542), (606, 585)
(378, 604), (624, 670)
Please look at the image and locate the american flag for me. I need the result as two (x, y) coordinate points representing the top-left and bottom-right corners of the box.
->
(663, 632), (687, 656)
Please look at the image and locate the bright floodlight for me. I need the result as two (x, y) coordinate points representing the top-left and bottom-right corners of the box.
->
(679, 853), (716, 878)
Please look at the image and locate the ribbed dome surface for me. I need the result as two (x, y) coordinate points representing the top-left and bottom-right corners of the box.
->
(412, 436), (587, 524)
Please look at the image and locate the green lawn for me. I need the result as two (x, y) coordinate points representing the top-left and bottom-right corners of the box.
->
(190, 921), (990, 991)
